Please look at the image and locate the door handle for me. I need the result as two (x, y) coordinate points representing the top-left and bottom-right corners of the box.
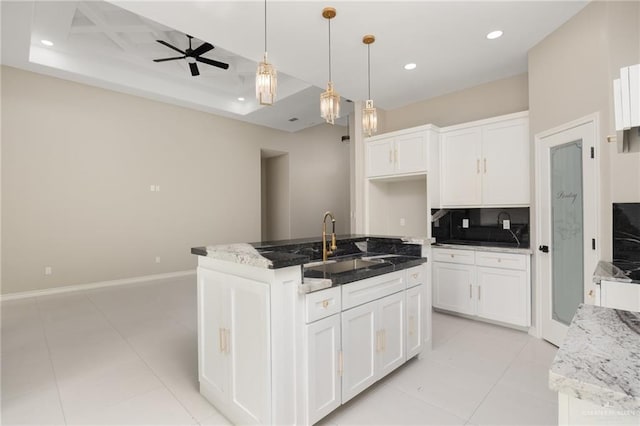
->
(538, 245), (549, 253)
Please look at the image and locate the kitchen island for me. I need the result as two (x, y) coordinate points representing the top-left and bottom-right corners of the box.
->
(191, 235), (431, 425)
(549, 304), (639, 425)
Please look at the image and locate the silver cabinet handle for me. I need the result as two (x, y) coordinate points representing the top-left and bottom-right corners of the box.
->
(476, 159), (480, 174)
(469, 284), (472, 299)
(484, 158), (487, 173)
(478, 286), (481, 300)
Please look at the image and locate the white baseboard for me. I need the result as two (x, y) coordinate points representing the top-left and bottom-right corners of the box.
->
(0, 270), (196, 302)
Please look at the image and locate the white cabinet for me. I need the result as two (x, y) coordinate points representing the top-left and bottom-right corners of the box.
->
(366, 132), (427, 177)
(432, 261), (475, 315)
(305, 314), (341, 425)
(366, 127), (439, 179)
(599, 280), (640, 311)
(432, 248), (531, 327)
(440, 112), (529, 207)
(197, 267), (271, 424)
(341, 290), (405, 403)
(406, 284), (423, 359)
(476, 266), (529, 326)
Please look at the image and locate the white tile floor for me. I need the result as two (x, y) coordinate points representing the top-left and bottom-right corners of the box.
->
(1, 276), (559, 425)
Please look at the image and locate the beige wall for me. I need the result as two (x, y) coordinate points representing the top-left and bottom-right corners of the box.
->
(262, 153), (291, 241)
(1, 66), (350, 294)
(381, 73), (529, 132)
(529, 0), (640, 261)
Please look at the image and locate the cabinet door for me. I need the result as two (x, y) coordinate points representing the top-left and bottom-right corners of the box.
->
(476, 267), (529, 326)
(395, 133), (427, 174)
(440, 127), (482, 206)
(432, 262), (475, 315)
(377, 291), (406, 377)
(341, 302), (377, 403)
(366, 139), (395, 177)
(481, 118), (529, 205)
(406, 285), (423, 359)
(197, 268), (229, 403)
(227, 277), (271, 424)
(306, 315), (341, 426)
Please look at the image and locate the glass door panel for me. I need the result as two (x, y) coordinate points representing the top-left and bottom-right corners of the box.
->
(550, 140), (584, 326)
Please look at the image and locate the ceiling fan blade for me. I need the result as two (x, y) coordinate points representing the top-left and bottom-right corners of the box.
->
(191, 42), (214, 57)
(196, 56), (229, 70)
(156, 40), (186, 55)
(189, 62), (200, 76)
(153, 56), (186, 62)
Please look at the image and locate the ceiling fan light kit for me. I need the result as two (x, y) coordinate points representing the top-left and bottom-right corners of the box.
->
(320, 7), (340, 125)
(362, 34), (377, 137)
(256, 0), (277, 105)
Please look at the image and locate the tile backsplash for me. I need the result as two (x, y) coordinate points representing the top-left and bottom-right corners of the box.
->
(432, 207), (530, 247)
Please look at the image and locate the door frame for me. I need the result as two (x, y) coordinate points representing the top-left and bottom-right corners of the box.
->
(533, 113), (601, 340)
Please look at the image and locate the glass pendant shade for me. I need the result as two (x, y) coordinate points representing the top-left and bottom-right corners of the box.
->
(320, 81), (341, 125)
(362, 99), (377, 137)
(256, 53), (277, 105)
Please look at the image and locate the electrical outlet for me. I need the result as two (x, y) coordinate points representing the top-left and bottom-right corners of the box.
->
(462, 218), (469, 229)
(44, 266), (52, 275)
(150, 185), (156, 192)
(503, 219), (511, 230)
(155, 185), (160, 192)
(400, 218), (406, 226)
(155, 256), (161, 264)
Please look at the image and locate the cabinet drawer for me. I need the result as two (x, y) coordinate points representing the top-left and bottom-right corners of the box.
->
(406, 266), (425, 288)
(305, 287), (341, 323)
(432, 248), (475, 265)
(342, 271), (404, 310)
(475, 252), (526, 271)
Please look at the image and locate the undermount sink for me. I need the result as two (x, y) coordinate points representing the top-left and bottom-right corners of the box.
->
(304, 258), (388, 275)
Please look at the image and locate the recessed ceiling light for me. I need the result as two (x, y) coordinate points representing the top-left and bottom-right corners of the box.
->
(237, 97), (245, 101)
(404, 63), (417, 71)
(41, 39), (54, 47)
(486, 30), (503, 40)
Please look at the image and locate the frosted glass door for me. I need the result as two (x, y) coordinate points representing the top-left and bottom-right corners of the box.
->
(550, 141), (583, 326)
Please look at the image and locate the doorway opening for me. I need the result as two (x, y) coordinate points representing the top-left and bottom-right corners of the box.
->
(261, 150), (291, 242)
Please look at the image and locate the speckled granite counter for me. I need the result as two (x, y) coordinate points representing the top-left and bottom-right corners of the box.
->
(432, 243), (532, 255)
(593, 260), (640, 284)
(549, 304), (640, 411)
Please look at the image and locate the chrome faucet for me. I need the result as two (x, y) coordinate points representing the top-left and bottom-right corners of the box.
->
(322, 211), (337, 262)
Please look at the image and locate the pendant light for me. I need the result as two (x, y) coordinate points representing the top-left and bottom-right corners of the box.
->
(320, 7), (340, 125)
(256, 0), (277, 105)
(362, 34), (377, 136)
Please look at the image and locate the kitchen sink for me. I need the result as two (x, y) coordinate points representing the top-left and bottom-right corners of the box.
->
(304, 258), (388, 275)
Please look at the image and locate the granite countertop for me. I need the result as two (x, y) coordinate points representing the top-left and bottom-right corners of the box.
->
(593, 260), (640, 285)
(549, 304), (640, 411)
(432, 243), (533, 255)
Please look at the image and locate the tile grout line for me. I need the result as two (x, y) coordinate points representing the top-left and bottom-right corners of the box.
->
(34, 296), (69, 425)
(84, 290), (200, 425)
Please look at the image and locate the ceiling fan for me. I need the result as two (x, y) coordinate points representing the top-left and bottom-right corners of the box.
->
(153, 34), (229, 76)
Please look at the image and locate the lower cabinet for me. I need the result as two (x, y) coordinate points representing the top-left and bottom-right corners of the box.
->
(305, 314), (341, 425)
(341, 290), (405, 403)
(406, 284), (423, 359)
(432, 248), (531, 328)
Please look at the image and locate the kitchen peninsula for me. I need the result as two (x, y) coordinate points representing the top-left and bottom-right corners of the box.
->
(191, 234), (431, 425)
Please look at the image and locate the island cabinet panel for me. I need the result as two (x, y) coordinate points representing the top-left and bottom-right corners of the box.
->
(197, 267), (271, 425)
(406, 284), (423, 359)
(341, 301), (377, 403)
(306, 314), (341, 426)
(599, 280), (640, 312)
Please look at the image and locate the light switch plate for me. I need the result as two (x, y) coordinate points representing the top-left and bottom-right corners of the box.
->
(462, 219), (469, 228)
(503, 219), (511, 230)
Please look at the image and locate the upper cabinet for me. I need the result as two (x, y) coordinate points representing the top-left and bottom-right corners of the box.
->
(440, 112), (530, 207)
(366, 126), (439, 179)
